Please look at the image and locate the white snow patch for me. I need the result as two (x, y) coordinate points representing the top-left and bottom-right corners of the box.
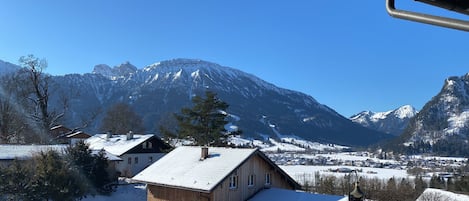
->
(248, 187), (347, 201)
(261, 138), (306, 152)
(445, 110), (469, 135)
(416, 188), (469, 201)
(82, 179), (146, 201)
(172, 69), (182, 81)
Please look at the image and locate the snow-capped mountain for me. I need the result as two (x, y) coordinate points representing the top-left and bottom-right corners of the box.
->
(350, 105), (418, 136)
(47, 59), (391, 146)
(400, 73), (469, 146)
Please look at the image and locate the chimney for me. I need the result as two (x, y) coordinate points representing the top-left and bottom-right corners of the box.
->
(106, 131), (112, 140)
(200, 147), (209, 160)
(126, 131), (134, 140)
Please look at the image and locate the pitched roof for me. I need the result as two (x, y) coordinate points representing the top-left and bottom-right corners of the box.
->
(248, 188), (347, 201)
(85, 134), (153, 156)
(66, 131), (91, 139)
(0, 145), (68, 160)
(132, 146), (258, 192)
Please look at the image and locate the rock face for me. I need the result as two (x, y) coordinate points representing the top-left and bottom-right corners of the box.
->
(19, 58), (390, 146)
(399, 74), (469, 145)
(350, 105), (418, 136)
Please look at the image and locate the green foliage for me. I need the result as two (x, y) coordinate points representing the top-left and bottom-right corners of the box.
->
(66, 141), (113, 194)
(172, 91), (230, 146)
(0, 160), (33, 200)
(30, 150), (87, 201)
(0, 143), (115, 200)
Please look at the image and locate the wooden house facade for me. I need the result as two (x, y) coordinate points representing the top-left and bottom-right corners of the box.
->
(133, 146), (300, 201)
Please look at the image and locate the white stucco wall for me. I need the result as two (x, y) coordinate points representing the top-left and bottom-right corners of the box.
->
(116, 153), (166, 177)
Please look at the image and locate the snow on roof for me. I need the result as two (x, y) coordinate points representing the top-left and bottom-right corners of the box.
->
(248, 188), (347, 201)
(417, 188), (469, 201)
(91, 150), (122, 161)
(85, 134), (154, 156)
(0, 145), (68, 160)
(66, 131), (91, 138)
(132, 146), (257, 192)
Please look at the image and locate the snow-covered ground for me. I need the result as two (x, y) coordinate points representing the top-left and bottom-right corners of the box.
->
(281, 165), (409, 185)
(227, 135), (347, 152)
(82, 180), (146, 201)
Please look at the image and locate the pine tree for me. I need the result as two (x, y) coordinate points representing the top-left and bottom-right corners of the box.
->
(66, 141), (113, 194)
(91, 149), (112, 193)
(173, 91), (230, 146)
(1, 160), (33, 200)
(31, 150), (87, 201)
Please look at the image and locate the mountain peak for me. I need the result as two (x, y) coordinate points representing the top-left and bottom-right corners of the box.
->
(92, 62), (137, 79)
(394, 105), (417, 119)
(350, 105), (418, 136)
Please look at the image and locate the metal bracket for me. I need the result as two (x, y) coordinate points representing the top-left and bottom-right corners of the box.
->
(386, 0), (469, 32)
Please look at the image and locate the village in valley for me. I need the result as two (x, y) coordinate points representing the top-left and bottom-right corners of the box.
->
(3, 1), (469, 200)
(2, 122), (469, 201)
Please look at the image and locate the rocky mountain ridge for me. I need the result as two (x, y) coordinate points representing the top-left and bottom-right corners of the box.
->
(350, 105), (418, 136)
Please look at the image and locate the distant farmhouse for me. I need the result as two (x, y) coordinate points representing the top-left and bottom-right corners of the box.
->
(86, 132), (171, 177)
(133, 146), (301, 201)
(50, 125), (91, 145)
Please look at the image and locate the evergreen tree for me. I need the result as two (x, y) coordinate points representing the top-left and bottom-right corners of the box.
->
(66, 141), (113, 194)
(31, 150), (87, 201)
(172, 91), (230, 146)
(414, 176), (427, 195)
(1, 160), (33, 200)
(90, 149), (112, 193)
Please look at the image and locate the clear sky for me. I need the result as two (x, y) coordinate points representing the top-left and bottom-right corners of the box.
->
(1, 1), (469, 117)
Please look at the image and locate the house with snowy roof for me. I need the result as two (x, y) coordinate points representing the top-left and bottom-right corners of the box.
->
(85, 132), (171, 177)
(132, 146), (301, 201)
(50, 125), (91, 145)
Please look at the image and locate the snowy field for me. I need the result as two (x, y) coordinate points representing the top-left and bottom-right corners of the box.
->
(82, 181), (146, 201)
(281, 165), (410, 185)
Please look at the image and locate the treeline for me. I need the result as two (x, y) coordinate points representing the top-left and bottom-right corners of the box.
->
(303, 173), (424, 201)
(390, 137), (469, 157)
(308, 172), (469, 201)
(0, 141), (115, 201)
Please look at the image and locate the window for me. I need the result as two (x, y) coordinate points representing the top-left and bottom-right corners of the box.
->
(248, 174), (255, 187)
(229, 175), (238, 189)
(142, 141), (153, 149)
(128, 157), (131, 164)
(265, 173), (271, 185)
(135, 157), (139, 164)
(148, 142), (153, 149)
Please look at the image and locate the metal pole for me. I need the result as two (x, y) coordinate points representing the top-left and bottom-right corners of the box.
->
(386, 0), (469, 32)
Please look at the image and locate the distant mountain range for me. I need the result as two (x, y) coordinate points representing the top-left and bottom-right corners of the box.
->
(350, 105), (418, 136)
(0, 58), (391, 147)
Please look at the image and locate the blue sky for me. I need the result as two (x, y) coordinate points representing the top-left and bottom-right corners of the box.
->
(1, 1), (468, 117)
